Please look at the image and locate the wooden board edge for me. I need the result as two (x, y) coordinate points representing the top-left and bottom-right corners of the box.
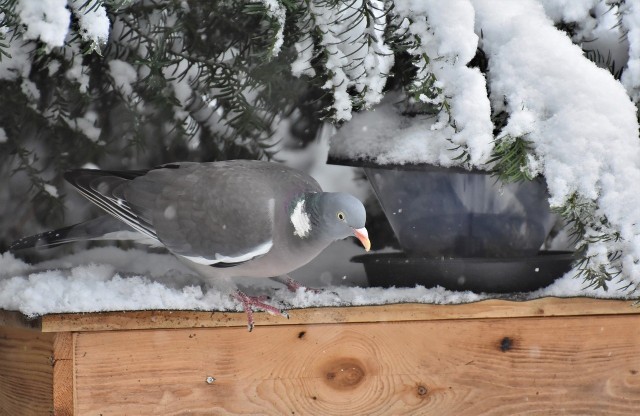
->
(32, 297), (640, 332)
(0, 309), (43, 330)
(53, 332), (74, 415)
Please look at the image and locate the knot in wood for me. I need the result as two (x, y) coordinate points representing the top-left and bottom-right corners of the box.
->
(500, 337), (513, 352)
(323, 359), (365, 390)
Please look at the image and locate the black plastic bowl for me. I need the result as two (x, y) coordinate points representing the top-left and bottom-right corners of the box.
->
(363, 165), (558, 258)
(352, 251), (574, 293)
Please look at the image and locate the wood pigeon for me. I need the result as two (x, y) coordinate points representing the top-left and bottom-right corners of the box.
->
(10, 160), (371, 330)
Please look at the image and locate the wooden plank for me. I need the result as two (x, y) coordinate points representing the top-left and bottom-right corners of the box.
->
(53, 333), (74, 416)
(0, 326), (54, 415)
(37, 297), (639, 332)
(0, 310), (42, 331)
(73, 314), (640, 415)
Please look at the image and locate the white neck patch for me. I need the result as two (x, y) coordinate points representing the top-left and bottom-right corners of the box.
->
(291, 199), (312, 238)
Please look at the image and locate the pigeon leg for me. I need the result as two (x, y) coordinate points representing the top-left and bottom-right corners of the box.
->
(270, 275), (323, 293)
(234, 290), (289, 332)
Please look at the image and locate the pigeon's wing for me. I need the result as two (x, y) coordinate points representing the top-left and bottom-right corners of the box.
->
(63, 163), (201, 243)
(64, 168), (159, 241)
(123, 160), (321, 267)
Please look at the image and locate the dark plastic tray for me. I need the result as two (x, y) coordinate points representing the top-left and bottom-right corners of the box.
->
(351, 251), (574, 293)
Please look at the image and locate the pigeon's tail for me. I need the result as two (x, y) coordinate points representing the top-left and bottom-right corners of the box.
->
(8, 215), (147, 251)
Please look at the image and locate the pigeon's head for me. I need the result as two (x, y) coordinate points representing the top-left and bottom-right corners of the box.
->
(309, 192), (370, 251)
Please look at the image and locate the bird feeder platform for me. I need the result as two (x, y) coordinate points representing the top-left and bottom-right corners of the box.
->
(2, 298), (640, 415)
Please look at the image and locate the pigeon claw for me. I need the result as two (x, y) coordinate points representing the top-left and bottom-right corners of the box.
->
(234, 290), (289, 331)
(282, 275), (323, 294)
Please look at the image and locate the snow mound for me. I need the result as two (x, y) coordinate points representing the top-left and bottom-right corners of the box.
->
(1, 247), (634, 318)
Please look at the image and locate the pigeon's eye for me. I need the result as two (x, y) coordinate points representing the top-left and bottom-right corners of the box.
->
(337, 211), (346, 221)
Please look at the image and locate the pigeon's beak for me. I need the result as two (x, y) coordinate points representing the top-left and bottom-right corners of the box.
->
(352, 227), (371, 252)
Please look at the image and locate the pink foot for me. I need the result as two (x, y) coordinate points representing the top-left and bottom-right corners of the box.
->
(234, 290), (289, 332)
(279, 276), (323, 294)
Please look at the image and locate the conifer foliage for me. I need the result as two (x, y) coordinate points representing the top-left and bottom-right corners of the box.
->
(1, 0), (640, 292)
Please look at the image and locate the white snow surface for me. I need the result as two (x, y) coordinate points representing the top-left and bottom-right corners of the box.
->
(539, 1), (630, 90)
(394, 0), (494, 166)
(108, 59), (138, 97)
(63, 41), (91, 93)
(621, 0), (640, 102)
(474, 0), (640, 206)
(291, 0), (394, 121)
(330, 91), (465, 167)
(68, 0), (110, 46)
(17, 0), (70, 48)
(0, 246), (634, 318)
(15, 0), (110, 50)
(0, 30), (34, 81)
(330, 0), (640, 171)
(537, 0), (598, 22)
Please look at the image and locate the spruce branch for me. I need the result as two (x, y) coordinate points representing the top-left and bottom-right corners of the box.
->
(552, 193), (624, 291)
(488, 135), (536, 182)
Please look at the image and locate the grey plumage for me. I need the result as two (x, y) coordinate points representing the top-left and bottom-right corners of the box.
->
(10, 160), (370, 283)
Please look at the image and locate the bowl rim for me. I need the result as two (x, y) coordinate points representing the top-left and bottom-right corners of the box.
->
(328, 156), (496, 175)
(351, 250), (576, 263)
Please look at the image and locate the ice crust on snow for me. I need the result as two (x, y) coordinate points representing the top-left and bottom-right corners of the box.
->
(0, 247), (634, 317)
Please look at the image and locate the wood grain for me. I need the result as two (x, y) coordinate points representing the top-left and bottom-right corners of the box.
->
(53, 333), (74, 416)
(0, 326), (54, 415)
(72, 314), (640, 415)
(27, 297), (640, 332)
(0, 310), (41, 330)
